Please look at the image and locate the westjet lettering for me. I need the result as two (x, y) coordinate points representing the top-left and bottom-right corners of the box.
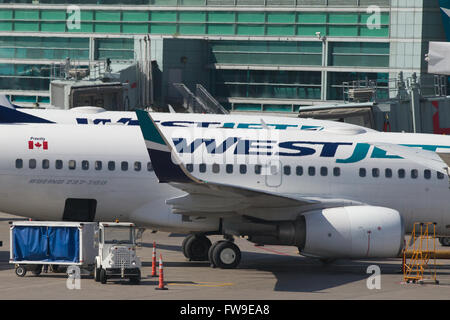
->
(172, 137), (450, 164)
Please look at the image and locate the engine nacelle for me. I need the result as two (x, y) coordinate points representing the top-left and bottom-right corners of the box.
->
(301, 206), (404, 259)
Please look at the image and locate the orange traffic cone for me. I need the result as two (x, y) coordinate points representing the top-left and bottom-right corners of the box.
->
(151, 242), (158, 277)
(155, 254), (168, 290)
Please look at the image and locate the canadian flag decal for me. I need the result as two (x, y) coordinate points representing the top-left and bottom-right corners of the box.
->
(28, 138), (48, 150)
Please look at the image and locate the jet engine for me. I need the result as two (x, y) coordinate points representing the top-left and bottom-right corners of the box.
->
(239, 206), (404, 259)
(300, 206), (404, 258)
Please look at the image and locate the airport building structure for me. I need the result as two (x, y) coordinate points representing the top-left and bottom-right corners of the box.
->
(0, 0), (447, 114)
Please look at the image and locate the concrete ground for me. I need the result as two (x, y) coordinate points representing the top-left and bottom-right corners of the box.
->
(1, 212), (450, 300)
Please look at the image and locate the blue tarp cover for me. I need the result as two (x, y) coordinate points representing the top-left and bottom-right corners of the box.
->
(13, 226), (80, 263)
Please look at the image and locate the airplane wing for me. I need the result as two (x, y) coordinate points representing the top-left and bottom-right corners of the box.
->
(135, 110), (362, 220)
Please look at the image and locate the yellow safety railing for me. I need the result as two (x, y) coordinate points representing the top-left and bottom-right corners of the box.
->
(403, 222), (439, 284)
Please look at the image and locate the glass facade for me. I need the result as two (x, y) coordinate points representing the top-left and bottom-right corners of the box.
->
(0, 8), (389, 37)
(0, 1), (435, 111)
(329, 42), (390, 67)
(214, 69), (321, 100)
(0, 36), (89, 60)
(328, 71), (389, 100)
(209, 40), (322, 66)
(0, 0), (391, 6)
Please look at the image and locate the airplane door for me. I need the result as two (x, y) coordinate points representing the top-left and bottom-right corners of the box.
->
(265, 159), (282, 188)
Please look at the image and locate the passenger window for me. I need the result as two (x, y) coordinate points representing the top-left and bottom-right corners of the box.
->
(308, 166), (315, 176)
(284, 166), (291, 176)
(226, 164), (233, 174)
(42, 159), (50, 169)
(15, 159), (23, 169)
(29, 159), (36, 169)
(296, 166), (303, 176)
(108, 161), (115, 171)
(359, 168), (366, 178)
(199, 164), (206, 173)
(68, 160), (76, 170)
(424, 170), (431, 180)
(95, 161), (102, 171)
(147, 162), (153, 172)
(320, 167), (328, 176)
(255, 165), (262, 175)
(411, 169), (418, 179)
(55, 160), (63, 170)
(437, 172), (445, 180)
(385, 168), (392, 178)
(239, 164), (247, 174)
(212, 163), (220, 173)
(333, 167), (340, 177)
(82, 160), (89, 171)
(186, 164), (193, 173)
(121, 161), (128, 171)
(134, 161), (141, 172)
(398, 169), (405, 179)
(372, 168), (380, 178)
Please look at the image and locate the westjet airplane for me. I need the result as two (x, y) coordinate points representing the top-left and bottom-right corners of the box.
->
(0, 95), (371, 133)
(135, 110), (450, 268)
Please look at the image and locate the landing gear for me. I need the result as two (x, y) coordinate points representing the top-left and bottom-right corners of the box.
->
(209, 240), (241, 269)
(182, 234), (212, 261)
(182, 234), (242, 269)
(439, 237), (450, 247)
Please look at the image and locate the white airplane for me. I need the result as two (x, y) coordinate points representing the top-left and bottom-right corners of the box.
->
(0, 114), (382, 260)
(0, 94), (372, 133)
(134, 109), (450, 268)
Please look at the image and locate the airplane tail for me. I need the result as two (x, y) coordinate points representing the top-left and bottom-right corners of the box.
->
(0, 95), (53, 124)
(0, 94), (16, 109)
(135, 110), (198, 184)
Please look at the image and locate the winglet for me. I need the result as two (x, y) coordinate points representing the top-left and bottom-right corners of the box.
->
(136, 110), (200, 184)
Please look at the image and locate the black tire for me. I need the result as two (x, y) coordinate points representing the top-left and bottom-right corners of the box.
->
(181, 234), (195, 259)
(208, 240), (226, 267)
(15, 265), (26, 277)
(211, 241), (241, 269)
(185, 234), (211, 261)
(94, 265), (101, 282)
(130, 270), (141, 285)
(439, 237), (450, 247)
(100, 268), (107, 284)
(32, 265), (42, 276)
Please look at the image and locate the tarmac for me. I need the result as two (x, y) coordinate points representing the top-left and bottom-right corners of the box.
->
(1, 212), (450, 300)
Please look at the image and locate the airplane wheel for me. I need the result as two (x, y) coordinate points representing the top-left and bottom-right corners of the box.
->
(208, 240), (226, 268)
(211, 241), (241, 269)
(185, 234), (211, 261)
(182, 234), (195, 259)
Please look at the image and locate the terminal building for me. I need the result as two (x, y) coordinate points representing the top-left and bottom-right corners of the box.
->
(0, 0), (447, 114)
